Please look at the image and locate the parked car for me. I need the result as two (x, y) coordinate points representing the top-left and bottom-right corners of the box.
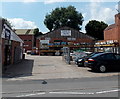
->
(71, 52), (87, 61)
(75, 52), (101, 67)
(87, 53), (120, 72)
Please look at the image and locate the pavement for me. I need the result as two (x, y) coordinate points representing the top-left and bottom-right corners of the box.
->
(2, 54), (119, 81)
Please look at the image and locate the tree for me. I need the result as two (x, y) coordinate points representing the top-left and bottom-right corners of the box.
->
(33, 28), (43, 47)
(44, 6), (84, 31)
(85, 20), (108, 40)
(2, 18), (13, 28)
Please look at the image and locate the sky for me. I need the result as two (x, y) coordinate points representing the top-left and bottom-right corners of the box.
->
(0, 0), (120, 33)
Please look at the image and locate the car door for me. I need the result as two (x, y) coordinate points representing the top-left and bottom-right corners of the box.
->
(100, 53), (116, 68)
(114, 54), (120, 69)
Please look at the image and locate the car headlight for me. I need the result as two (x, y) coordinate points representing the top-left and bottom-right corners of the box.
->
(78, 59), (82, 62)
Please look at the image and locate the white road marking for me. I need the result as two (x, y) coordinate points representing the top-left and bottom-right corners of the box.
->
(96, 89), (120, 94)
(49, 92), (94, 95)
(15, 89), (120, 97)
(16, 92), (46, 97)
(49, 89), (120, 95)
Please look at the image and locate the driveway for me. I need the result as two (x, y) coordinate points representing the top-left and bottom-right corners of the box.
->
(3, 54), (119, 81)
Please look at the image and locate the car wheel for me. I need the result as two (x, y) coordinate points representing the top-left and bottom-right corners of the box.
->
(99, 65), (106, 73)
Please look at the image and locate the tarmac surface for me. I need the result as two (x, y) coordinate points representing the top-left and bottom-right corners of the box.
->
(3, 54), (119, 81)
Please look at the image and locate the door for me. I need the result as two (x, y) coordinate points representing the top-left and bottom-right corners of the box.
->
(100, 53), (116, 69)
(114, 54), (120, 70)
(4, 45), (11, 65)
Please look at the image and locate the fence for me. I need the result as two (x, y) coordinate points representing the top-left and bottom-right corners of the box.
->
(94, 47), (120, 54)
(62, 47), (70, 64)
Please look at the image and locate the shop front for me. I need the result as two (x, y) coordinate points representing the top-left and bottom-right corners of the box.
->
(1, 23), (23, 73)
(94, 40), (120, 54)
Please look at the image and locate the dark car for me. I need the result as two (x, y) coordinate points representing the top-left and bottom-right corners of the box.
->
(75, 52), (101, 67)
(87, 53), (120, 72)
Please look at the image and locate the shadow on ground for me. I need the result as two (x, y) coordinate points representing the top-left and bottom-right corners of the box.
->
(2, 59), (34, 78)
(88, 69), (120, 73)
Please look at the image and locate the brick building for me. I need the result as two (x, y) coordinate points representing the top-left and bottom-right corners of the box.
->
(104, 13), (120, 45)
(1, 20), (23, 72)
(15, 29), (34, 52)
(94, 13), (120, 53)
(36, 26), (95, 55)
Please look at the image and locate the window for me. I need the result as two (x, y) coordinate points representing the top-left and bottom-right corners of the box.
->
(101, 54), (116, 60)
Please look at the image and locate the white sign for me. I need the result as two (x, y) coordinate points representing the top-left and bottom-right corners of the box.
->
(40, 40), (49, 49)
(1, 24), (23, 43)
(61, 30), (71, 36)
(40, 40), (49, 44)
(67, 38), (76, 41)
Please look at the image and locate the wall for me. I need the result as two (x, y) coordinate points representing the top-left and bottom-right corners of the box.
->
(104, 26), (118, 40)
(11, 41), (22, 64)
(104, 13), (120, 45)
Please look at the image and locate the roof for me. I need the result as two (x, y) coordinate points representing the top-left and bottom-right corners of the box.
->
(15, 29), (34, 35)
(1, 23), (23, 43)
(37, 26), (95, 40)
(104, 24), (116, 31)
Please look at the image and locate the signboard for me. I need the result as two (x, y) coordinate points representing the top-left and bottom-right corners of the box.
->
(5, 29), (11, 40)
(61, 30), (71, 36)
(40, 40), (49, 49)
(67, 38), (76, 41)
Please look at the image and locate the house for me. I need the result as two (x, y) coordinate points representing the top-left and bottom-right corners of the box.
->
(15, 29), (34, 52)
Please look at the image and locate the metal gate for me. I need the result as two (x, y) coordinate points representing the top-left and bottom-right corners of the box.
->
(62, 47), (70, 64)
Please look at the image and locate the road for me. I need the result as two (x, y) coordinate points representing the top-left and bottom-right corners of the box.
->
(2, 55), (120, 98)
(2, 75), (120, 97)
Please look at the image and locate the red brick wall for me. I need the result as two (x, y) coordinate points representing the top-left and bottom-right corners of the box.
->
(18, 35), (34, 52)
(2, 39), (21, 65)
(115, 14), (120, 26)
(104, 27), (118, 40)
(11, 41), (20, 64)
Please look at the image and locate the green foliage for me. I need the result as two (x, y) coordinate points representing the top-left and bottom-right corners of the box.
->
(33, 28), (43, 37)
(85, 20), (108, 40)
(44, 6), (84, 31)
(2, 18), (13, 28)
(33, 28), (43, 47)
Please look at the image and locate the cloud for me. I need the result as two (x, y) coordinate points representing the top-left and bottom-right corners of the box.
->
(23, 0), (37, 3)
(44, 0), (66, 4)
(1, 0), (119, 2)
(81, 2), (117, 33)
(7, 18), (37, 29)
(89, 2), (117, 24)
